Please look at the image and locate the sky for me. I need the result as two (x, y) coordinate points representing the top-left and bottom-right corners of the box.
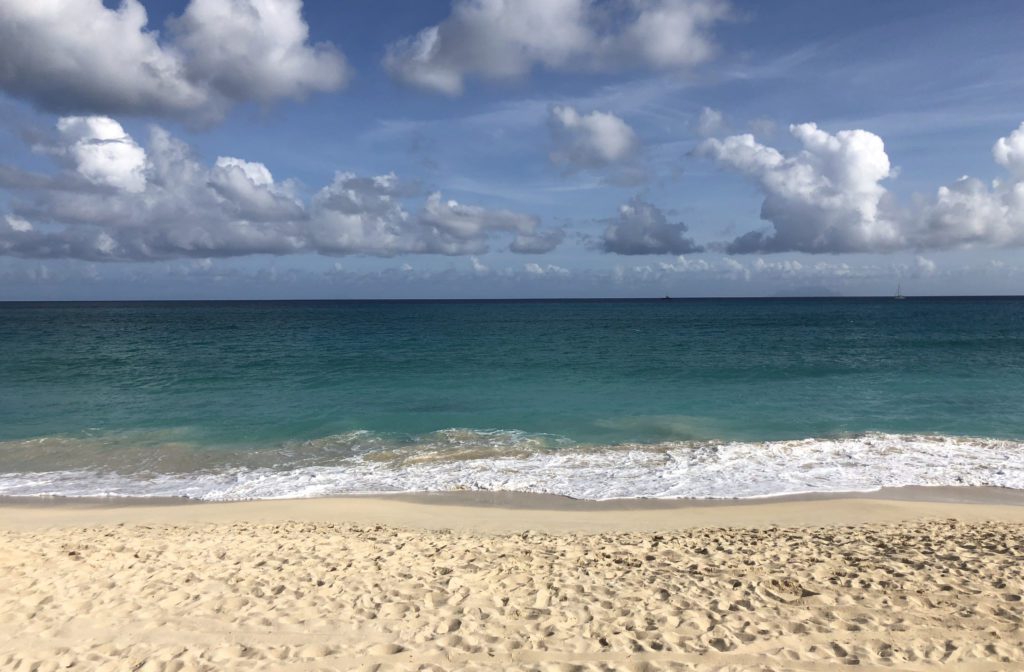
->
(1, 0), (1023, 299)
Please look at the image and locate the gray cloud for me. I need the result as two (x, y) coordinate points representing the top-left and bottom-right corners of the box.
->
(0, 0), (349, 122)
(207, 157), (305, 222)
(0, 165), (89, 192)
(600, 196), (703, 255)
(700, 121), (1024, 254)
(0, 116), (562, 261)
(307, 174), (560, 257)
(548, 105), (637, 170)
(509, 228), (566, 254)
(384, 0), (729, 95)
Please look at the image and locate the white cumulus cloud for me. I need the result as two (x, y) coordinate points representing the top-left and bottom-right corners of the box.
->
(701, 121), (1024, 254)
(916, 174), (1024, 249)
(169, 0), (349, 104)
(55, 116), (148, 193)
(549, 105), (637, 170)
(383, 0), (729, 95)
(905, 122), (1024, 250)
(0, 0), (348, 121)
(993, 122), (1024, 177)
(699, 123), (901, 253)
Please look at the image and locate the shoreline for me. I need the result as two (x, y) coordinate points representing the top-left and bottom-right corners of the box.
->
(4, 485), (1024, 533)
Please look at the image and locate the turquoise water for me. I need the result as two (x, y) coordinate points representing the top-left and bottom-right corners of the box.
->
(1, 298), (1023, 499)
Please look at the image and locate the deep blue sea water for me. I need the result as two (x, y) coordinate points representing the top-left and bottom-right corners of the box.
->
(1, 298), (1023, 499)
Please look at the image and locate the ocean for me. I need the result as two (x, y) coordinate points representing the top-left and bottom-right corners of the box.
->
(1, 298), (1023, 500)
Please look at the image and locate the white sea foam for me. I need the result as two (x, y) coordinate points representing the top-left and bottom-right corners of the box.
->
(0, 431), (1022, 501)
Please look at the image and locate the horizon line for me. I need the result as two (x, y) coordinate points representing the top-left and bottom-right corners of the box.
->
(2, 294), (1024, 304)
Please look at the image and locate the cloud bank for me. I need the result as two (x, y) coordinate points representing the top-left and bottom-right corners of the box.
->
(0, 0), (348, 121)
(384, 0), (730, 95)
(700, 121), (1024, 254)
(0, 117), (562, 261)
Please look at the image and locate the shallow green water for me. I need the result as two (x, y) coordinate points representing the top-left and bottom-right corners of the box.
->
(1, 298), (1023, 499)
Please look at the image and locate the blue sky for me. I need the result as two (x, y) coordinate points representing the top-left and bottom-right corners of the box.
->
(1, 0), (1023, 299)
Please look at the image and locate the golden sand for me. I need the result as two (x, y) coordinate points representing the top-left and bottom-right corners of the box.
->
(1, 495), (1023, 671)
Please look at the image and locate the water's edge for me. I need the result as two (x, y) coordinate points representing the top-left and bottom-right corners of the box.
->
(3, 485), (1024, 511)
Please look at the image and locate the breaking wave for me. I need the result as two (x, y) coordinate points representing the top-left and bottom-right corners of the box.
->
(0, 429), (1021, 501)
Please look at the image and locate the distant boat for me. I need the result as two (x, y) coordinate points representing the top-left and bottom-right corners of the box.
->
(661, 295), (672, 301)
(894, 282), (906, 300)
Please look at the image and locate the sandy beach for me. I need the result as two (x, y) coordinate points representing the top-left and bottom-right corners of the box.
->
(2, 490), (1024, 671)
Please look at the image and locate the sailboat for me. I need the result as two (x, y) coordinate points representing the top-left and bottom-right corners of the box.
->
(894, 282), (906, 300)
